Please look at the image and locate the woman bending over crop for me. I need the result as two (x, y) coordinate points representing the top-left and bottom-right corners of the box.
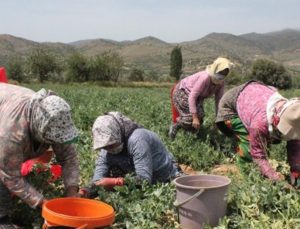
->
(215, 81), (300, 186)
(0, 83), (80, 227)
(169, 57), (233, 139)
(80, 112), (181, 197)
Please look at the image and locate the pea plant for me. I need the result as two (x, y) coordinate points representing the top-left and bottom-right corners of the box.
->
(19, 83), (299, 229)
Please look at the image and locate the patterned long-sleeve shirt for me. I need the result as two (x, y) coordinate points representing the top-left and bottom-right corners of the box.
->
(0, 83), (79, 208)
(92, 128), (179, 184)
(179, 70), (224, 114)
(236, 82), (300, 178)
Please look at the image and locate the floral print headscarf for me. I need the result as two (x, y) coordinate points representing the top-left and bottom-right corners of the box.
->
(28, 89), (78, 144)
(92, 112), (141, 150)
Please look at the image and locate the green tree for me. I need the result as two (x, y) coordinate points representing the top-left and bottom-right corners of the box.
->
(66, 52), (90, 82)
(7, 55), (25, 82)
(26, 48), (60, 83)
(129, 68), (144, 81)
(169, 46), (182, 81)
(101, 51), (124, 82)
(89, 55), (107, 81)
(251, 59), (292, 89)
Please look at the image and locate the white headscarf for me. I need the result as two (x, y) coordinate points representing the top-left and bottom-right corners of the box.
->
(206, 57), (233, 84)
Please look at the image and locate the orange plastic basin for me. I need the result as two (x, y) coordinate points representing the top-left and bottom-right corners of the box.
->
(42, 197), (115, 228)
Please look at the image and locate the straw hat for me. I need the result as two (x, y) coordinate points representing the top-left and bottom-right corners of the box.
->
(277, 101), (300, 140)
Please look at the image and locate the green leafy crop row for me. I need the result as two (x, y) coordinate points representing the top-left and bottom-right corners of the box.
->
(20, 83), (299, 229)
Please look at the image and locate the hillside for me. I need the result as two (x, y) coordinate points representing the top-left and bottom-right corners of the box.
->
(240, 29), (300, 70)
(240, 29), (300, 51)
(0, 34), (76, 66)
(0, 34), (40, 65)
(1, 29), (300, 75)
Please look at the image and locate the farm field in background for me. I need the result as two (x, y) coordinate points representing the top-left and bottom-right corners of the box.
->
(21, 83), (300, 228)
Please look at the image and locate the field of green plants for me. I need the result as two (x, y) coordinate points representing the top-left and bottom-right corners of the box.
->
(18, 83), (300, 228)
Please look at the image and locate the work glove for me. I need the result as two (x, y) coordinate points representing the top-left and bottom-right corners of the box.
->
(78, 188), (91, 198)
(94, 177), (124, 190)
(65, 185), (80, 197)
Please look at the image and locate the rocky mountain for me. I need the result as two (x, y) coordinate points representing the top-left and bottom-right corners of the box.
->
(1, 29), (300, 75)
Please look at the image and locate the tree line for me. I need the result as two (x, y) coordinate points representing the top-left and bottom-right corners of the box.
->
(7, 48), (125, 83)
(6, 46), (297, 89)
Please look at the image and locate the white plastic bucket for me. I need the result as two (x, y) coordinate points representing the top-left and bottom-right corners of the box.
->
(173, 174), (231, 229)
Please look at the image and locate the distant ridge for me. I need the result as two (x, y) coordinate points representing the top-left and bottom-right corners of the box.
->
(1, 29), (300, 75)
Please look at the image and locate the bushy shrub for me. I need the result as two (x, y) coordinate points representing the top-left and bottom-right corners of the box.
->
(66, 52), (90, 82)
(27, 48), (62, 83)
(251, 59), (292, 89)
(7, 55), (26, 82)
(129, 68), (144, 81)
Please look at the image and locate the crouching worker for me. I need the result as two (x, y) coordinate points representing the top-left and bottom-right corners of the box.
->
(169, 57), (232, 139)
(80, 112), (181, 198)
(0, 83), (80, 227)
(215, 81), (300, 185)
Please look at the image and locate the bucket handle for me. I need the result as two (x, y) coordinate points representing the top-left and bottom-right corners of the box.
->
(174, 189), (205, 208)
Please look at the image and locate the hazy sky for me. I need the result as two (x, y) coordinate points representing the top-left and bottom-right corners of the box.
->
(1, 0), (299, 43)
